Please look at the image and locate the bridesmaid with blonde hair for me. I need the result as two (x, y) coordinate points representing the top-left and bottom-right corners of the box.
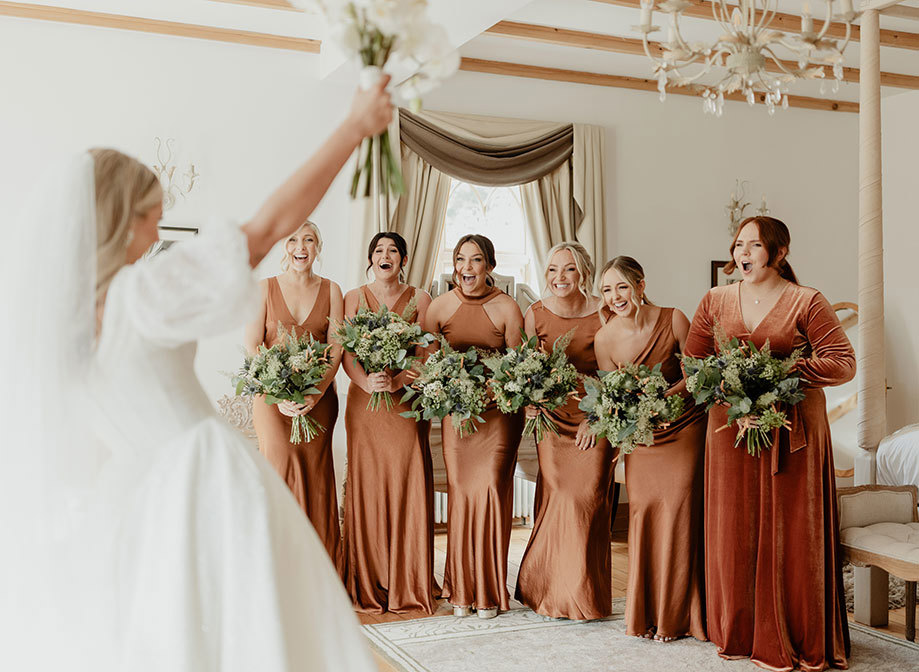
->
(244, 220), (344, 567)
(515, 242), (615, 621)
(425, 234), (524, 619)
(340, 231), (439, 614)
(594, 255), (707, 642)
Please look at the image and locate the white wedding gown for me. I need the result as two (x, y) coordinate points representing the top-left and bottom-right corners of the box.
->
(77, 223), (376, 671)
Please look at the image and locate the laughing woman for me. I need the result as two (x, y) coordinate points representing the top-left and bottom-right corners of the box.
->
(425, 234), (524, 619)
(340, 232), (439, 614)
(685, 217), (854, 670)
(594, 256), (707, 642)
(514, 242), (615, 621)
(245, 221), (344, 567)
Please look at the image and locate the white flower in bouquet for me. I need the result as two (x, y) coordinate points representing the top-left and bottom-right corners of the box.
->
(298, 0), (459, 196)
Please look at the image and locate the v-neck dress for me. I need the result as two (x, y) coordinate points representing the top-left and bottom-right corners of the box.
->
(252, 276), (341, 569)
(341, 286), (440, 614)
(685, 283), (855, 671)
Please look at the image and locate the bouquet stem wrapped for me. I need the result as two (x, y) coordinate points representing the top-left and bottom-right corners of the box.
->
(232, 326), (331, 444)
(482, 330), (580, 443)
(681, 323), (805, 456)
(305, 0), (460, 199)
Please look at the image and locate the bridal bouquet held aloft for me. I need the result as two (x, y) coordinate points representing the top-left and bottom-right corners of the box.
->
(304, 0), (460, 197)
(233, 325), (332, 444)
(578, 363), (684, 455)
(482, 331), (580, 443)
(400, 337), (488, 438)
(332, 296), (435, 411)
(681, 326), (805, 456)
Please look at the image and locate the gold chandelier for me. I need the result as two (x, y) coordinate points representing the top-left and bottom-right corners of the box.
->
(636, 0), (859, 115)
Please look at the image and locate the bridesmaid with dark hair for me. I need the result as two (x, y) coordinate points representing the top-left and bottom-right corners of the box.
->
(340, 232), (439, 614)
(514, 242), (616, 622)
(594, 255), (707, 642)
(425, 233), (524, 619)
(244, 220), (344, 567)
(685, 216), (854, 670)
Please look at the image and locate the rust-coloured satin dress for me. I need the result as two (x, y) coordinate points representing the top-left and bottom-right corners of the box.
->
(440, 286), (524, 611)
(341, 286), (439, 614)
(514, 301), (616, 620)
(685, 283), (855, 671)
(252, 276), (341, 567)
(624, 307), (707, 640)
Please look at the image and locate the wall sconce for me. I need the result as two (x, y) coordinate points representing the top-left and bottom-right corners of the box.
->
(152, 137), (199, 211)
(725, 180), (769, 236)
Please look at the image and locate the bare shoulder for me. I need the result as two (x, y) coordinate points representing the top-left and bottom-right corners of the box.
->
(492, 291), (522, 315)
(327, 279), (343, 299)
(413, 288), (433, 309)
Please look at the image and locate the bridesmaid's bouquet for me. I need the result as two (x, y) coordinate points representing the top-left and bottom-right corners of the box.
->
(579, 363), (684, 455)
(233, 325), (331, 444)
(400, 337), (488, 438)
(682, 329), (805, 456)
(332, 296), (435, 411)
(482, 331), (580, 442)
(304, 0), (460, 197)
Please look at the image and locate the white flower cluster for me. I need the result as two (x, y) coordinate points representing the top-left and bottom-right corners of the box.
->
(309, 0), (459, 108)
(579, 363), (684, 455)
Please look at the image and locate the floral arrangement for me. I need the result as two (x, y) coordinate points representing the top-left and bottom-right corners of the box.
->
(332, 296), (434, 411)
(303, 0), (460, 197)
(400, 337), (488, 437)
(579, 363), (684, 455)
(482, 331), (580, 442)
(233, 325), (331, 443)
(682, 326), (805, 456)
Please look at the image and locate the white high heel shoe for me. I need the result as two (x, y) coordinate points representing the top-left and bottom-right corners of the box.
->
(477, 607), (498, 620)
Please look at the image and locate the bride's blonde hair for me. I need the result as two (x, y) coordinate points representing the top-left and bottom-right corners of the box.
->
(89, 148), (161, 302)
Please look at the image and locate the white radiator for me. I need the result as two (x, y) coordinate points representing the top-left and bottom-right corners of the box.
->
(434, 477), (536, 525)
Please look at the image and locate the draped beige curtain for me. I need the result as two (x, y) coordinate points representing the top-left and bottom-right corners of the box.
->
(354, 109), (607, 290)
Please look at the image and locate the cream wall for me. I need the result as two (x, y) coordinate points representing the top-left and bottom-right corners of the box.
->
(1, 19), (865, 452)
(882, 90), (919, 433)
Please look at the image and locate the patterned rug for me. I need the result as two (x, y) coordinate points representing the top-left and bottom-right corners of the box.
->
(364, 599), (919, 672)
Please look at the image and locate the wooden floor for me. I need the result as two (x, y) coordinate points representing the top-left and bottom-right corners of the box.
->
(360, 523), (917, 670)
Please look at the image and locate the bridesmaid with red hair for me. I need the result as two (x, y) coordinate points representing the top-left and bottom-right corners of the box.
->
(685, 216), (854, 670)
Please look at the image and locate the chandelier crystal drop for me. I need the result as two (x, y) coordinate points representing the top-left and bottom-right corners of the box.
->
(635, 0), (858, 115)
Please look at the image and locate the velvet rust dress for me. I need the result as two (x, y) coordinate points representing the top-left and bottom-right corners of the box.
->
(685, 282), (855, 671)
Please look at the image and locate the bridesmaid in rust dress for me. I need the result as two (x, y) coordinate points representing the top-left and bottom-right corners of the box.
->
(340, 232), (439, 614)
(685, 217), (854, 670)
(594, 256), (707, 642)
(426, 234), (524, 619)
(514, 242), (615, 621)
(244, 220), (344, 567)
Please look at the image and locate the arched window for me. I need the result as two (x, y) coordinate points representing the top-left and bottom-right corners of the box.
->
(435, 178), (538, 289)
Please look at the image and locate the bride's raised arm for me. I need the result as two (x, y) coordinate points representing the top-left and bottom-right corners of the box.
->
(241, 76), (393, 267)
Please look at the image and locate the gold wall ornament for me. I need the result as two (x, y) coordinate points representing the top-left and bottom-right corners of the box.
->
(152, 137), (199, 210)
(726, 180), (770, 235)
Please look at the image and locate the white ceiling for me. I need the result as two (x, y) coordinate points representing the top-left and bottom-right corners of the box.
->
(9, 0), (919, 106)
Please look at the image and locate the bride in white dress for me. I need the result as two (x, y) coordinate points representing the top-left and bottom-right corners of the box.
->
(0, 80), (392, 672)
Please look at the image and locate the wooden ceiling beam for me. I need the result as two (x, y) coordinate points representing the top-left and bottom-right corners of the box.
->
(591, 0), (919, 50)
(459, 57), (859, 112)
(0, 1), (320, 52)
(485, 20), (919, 89)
